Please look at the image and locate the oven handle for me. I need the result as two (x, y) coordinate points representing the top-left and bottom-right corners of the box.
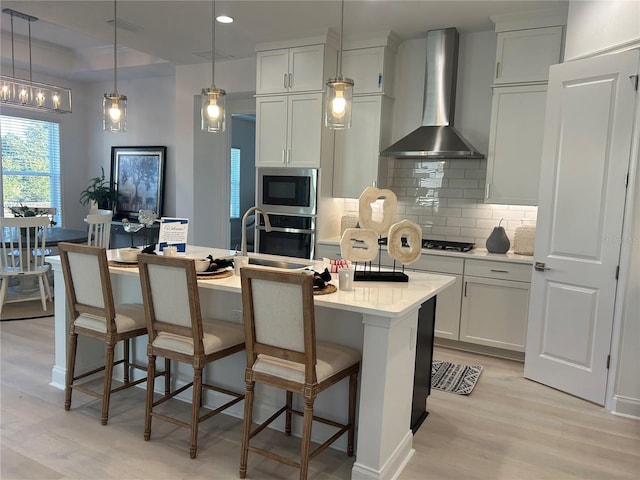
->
(258, 226), (315, 234)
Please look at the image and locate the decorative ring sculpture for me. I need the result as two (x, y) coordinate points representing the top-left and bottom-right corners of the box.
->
(340, 228), (379, 262)
(358, 187), (397, 235)
(387, 219), (422, 265)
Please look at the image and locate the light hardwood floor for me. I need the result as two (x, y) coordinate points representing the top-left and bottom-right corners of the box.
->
(1, 316), (638, 480)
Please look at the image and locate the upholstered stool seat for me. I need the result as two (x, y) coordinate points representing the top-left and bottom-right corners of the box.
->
(74, 304), (146, 333)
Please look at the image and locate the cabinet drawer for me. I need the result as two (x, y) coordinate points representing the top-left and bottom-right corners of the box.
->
(464, 259), (531, 282)
(411, 254), (464, 275)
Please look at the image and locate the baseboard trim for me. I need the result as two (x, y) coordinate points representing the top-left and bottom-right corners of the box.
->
(435, 338), (525, 362)
(612, 394), (640, 420)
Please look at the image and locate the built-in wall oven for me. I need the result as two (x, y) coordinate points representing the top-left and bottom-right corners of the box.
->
(256, 168), (317, 259)
(257, 214), (315, 259)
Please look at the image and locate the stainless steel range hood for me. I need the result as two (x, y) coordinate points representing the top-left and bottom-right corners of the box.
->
(380, 28), (484, 159)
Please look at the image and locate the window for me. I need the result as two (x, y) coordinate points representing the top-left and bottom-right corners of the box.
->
(230, 147), (240, 218)
(1, 115), (62, 225)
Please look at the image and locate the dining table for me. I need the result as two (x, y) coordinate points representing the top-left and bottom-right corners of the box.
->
(43, 228), (89, 247)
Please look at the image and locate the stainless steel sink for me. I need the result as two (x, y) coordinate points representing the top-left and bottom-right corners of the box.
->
(248, 257), (312, 270)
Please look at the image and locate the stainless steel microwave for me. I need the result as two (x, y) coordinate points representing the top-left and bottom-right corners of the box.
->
(257, 168), (317, 216)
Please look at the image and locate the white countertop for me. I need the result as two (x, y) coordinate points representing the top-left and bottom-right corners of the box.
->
(317, 236), (535, 264)
(48, 246), (456, 319)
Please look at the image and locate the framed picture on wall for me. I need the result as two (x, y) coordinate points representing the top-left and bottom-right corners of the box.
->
(110, 146), (166, 220)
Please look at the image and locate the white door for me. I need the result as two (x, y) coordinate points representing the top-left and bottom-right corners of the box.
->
(524, 50), (639, 404)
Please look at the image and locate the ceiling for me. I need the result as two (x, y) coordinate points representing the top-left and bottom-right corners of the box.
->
(0, 0), (569, 82)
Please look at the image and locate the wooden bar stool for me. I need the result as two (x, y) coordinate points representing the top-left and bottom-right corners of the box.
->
(58, 242), (169, 425)
(239, 267), (360, 480)
(138, 253), (245, 459)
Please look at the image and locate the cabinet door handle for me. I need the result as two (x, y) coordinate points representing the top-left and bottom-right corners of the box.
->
(282, 150), (286, 164)
(486, 183), (490, 199)
(287, 149), (291, 164)
(283, 73), (288, 89)
(496, 62), (501, 78)
(464, 281), (468, 297)
(490, 269), (509, 273)
(378, 73), (382, 88)
(288, 73), (292, 89)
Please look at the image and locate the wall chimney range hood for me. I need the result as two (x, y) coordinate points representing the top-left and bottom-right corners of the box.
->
(381, 28), (484, 159)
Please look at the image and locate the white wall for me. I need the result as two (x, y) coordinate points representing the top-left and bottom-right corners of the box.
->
(565, 0), (640, 60)
(565, 0), (640, 416)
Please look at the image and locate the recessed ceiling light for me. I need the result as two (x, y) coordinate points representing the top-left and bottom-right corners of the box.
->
(216, 15), (233, 23)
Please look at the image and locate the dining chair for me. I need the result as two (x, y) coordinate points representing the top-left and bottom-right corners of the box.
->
(0, 215), (53, 314)
(137, 253), (245, 459)
(86, 211), (113, 248)
(57, 242), (169, 425)
(239, 267), (361, 480)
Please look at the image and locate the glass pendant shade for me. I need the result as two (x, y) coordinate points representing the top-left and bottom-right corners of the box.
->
(103, 93), (127, 132)
(324, 78), (354, 130)
(201, 87), (226, 133)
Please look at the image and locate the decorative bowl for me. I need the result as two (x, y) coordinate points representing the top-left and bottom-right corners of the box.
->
(117, 247), (139, 262)
(194, 259), (210, 272)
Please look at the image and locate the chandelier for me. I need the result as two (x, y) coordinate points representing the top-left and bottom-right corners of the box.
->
(1, 8), (72, 113)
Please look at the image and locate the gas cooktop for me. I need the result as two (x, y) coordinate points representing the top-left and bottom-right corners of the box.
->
(378, 237), (475, 252)
(422, 239), (475, 252)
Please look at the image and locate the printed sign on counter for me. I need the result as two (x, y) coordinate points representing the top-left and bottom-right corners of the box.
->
(158, 217), (189, 252)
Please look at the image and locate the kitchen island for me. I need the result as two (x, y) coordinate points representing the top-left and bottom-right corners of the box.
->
(48, 246), (455, 480)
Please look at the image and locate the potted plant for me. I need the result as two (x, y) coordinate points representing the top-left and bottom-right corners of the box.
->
(80, 167), (119, 210)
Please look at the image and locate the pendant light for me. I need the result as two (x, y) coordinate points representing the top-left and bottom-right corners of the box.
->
(201, 0), (226, 133)
(324, 0), (354, 130)
(103, 0), (127, 132)
(0, 8), (72, 113)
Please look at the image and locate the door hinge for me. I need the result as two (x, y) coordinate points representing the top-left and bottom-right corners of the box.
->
(606, 355), (611, 369)
(616, 265), (620, 280)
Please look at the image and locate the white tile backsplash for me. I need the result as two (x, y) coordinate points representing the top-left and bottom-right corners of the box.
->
(341, 159), (538, 249)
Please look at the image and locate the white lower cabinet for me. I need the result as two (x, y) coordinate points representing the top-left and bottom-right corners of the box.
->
(409, 255), (464, 341)
(315, 244), (532, 353)
(460, 259), (531, 352)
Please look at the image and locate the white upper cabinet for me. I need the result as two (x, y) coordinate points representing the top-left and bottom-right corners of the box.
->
(341, 46), (395, 96)
(493, 26), (564, 85)
(485, 14), (566, 206)
(255, 93), (324, 168)
(332, 95), (393, 198)
(485, 84), (548, 205)
(256, 44), (328, 95)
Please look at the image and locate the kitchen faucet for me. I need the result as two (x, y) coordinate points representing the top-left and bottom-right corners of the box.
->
(241, 206), (272, 257)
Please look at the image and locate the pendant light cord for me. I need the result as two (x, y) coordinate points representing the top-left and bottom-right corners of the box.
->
(113, 0), (118, 94)
(211, 0), (216, 88)
(28, 19), (33, 99)
(336, 0), (345, 79)
(11, 12), (16, 84)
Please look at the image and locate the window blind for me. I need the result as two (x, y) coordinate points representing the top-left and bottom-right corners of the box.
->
(1, 114), (62, 225)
